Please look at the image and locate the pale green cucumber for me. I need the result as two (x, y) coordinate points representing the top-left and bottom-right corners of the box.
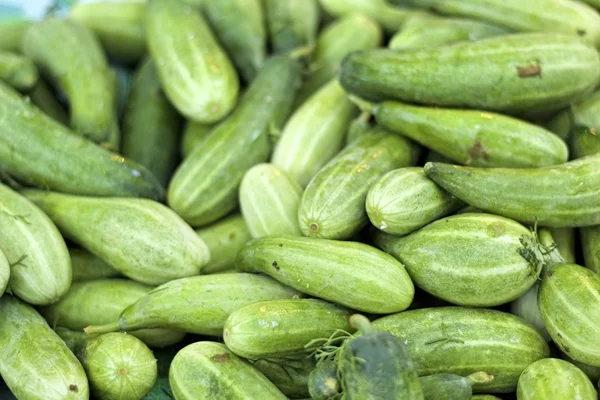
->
(561, 351), (600, 383)
(424, 155), (600, 227)
(180, 121), (214, 158)
(84, 273), (301, 336)
(236, 236), (414, 314)
(240, 163), (303, 238)
(251, 358), (314, 399)
(581, 225), (600, 274)
(366, 167), (463, 235)
(0, 51), (38, 90)
(547, 91), (600, 142)
(146, 0), (239, 123)
(0, 295), (89, 400)
(471, 396), (502, 400)
(196, 214), (252, 273)
(548, 227), (576, 263)
(224, 299), (352, 359)
(510, 283), (551, 342)
(70, 248), (121, 282)
(264, 0), (319, 53)
(570, 126), (600, 159)
(0, 19), (31, 52)
(319, 0), (410, 32)
(0, 249), (8, 297)
(24, 190), (209, 285)
(298, 129), (419, 239)
(272, 80), (356, 187)
(371, 307), (550, 393)
(581, 0), (600, 9)
(25, 79), (68, 125)
(168, 55), (301, 226)
(169, 342), (287, 400)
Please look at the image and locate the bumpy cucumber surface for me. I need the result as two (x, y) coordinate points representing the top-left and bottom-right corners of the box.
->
(264, 0), (319, 53)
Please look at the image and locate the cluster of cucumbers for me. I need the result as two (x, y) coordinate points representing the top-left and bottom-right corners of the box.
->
(1, 0), (600, 399)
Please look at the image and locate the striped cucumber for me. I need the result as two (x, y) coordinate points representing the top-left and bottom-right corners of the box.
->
(0, 19), (31, 52)
(419, 372), (494, 400)
(0, 250), (8, 297)
(196, 214), (252, 273)
(371, 307), (550, 393)
(561, 352), (600, 383)
(240, 163), (303, 238)
(510, 283), (551, 342)
(366, 167), (463, 235)
(70, 248), (121, 282)
(424, 156), (600, 227)
(252, 358), (314, 399)
(236, 236), (415, 314)
(298, 129), (419, 240)
(581, 225), (600, 274)
(146, 0), (239, 123)
(547, 91), (600, 142)
(24, 190), (209, 285)
(264, 0), (319, 53)
(168, 55), (301, 226)
(570, 126), (600, 159)
(0, 51), (38, 90)
(319, 0), (410, 32)
(180, 121), (214, 158)
(25, 79), (68, 125)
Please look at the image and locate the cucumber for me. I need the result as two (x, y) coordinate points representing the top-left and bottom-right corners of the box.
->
(180, 120), (214, 158)
(546, 91), (600, 142)
(308, 359), (339, 400)
(561, 351), (600, 383)
(339, 34), (600, 117)
(0, 51), (38, 90)
(548, 227), (576, 263)
(84, 273), (301, 336)
(0, 250), (8, 297)
(169, 341), (287, 400)
(299, 129), (419, 239)
(510, 283), (551, 342)
(224, 299), (353, 359)
(70, 248), (121, 282)
(371, 307), (550, 393)
(0, 19), (31, 52)
(539, 263), (600, 367)
(319, 0), (410, 32)
(373, 213), (542, 307)
(146, 0), (239, 123)
(168, 55), (301, 226)
(0, 295), (89, 400)
(204, 0), (266, 82)
(23, 190), (209, 285)
(0, 183), (71, 305)
(517, 358), (597, 400)
(122, 58), (181, 188)
(581, 225), (600, 274)
(272, 80), (357, 187)
(570, 126), (600, 159)
(366, 167), (463, 235)
(418, 372), (494, 400)
(424, 155), (600, 228)
(471, 396), (501, 400)
(252, 358), (314, 399)
(236, 236), (414, 314)
(344, 111), (374, 147)
(22, 18), (120, 150)
(25, 79), (69, 125)
(264, 0), (319, 53)
(69, 0), (146, 64)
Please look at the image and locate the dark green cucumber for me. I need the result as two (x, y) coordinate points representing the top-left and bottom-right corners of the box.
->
(0, 51), (38, 90)
(264, 0), (319, 53)
(252, 358), (314, 399)
(25, 79), (68, 125)
(0, 19), (31, 52)
(581, 225), (600, 274)
(70, 248), (121, 282)
(308, 359), (339, 400)
(419, 372), (494, 400)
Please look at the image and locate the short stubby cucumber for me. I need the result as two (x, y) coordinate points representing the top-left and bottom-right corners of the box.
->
(180, 121), (214, 158)
(0, 51), (38, 90)
(339, 34), (600, 116)
(517, 358), (597, 400)
(547, 91), (600, 141)
(0, 250), (8, 297)
(264, 0), (319, 53)
(236, 236), (415, 314)
(419, 372), (494, 400)
(252, 358), (314, 399)
(319, 0), (410, 32)
(366, 167), (463, 235)
(240, 163), (303, 238)
(0, 295), (89, 400)
(26, 79), (69, 125)
(70, 248), (121, 282)
(224, 299), (352, 359)
(0, 19), (31, 52)
(539, 263), (600, 367)
(298, 129), (419, 239)
(371, 307), (550, 393)
(373, 213), (542, 307)
(424, 156), (600, 227)
(581, 225), (600, 274)
(24, 190), (210, 285)
(169, 342), (287, 400)
(0, 183), (71, 305)
(168, 55), (301, 226)
(510, 283), (550, 342)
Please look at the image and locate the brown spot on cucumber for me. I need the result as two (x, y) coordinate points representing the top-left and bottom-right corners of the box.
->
(487, 222), (506, 238)
(272, 261), (280, 271)
(119, 368), (128, 376)
(466, 141), (489, 164)
(517, 60), (542, 78)
(310, 223), (319, 232)
(211, 353), (230, 363)
(69, 385), (78, 393)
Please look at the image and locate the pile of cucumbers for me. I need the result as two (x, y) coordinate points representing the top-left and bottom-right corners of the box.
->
(1, 0), (600, 399)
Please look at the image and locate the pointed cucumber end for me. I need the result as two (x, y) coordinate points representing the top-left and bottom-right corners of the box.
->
(348, 95), (376, 114)
(349, 314), (374, 335)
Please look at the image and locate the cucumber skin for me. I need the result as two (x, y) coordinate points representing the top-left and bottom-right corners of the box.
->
(25, 79), (69, 125)
(180, 121), (214, 158)
(581, 225), (600, 275)
(70, 248), (121, 282)
(0, 250), (8, 297)
(0, 51), (38, 90)
(264, 0), (319, 53)
(371, 307), (550, 393)
(0, 20), (31, 52)
(252, 358), (314, 399)
(418, 374), (471, 400)
(318, 0), (409, 32)
(510, 283), (551, 342)
(168, 55), (301, 227)
(236, 235), (415, 314)
(546, 91), (600, 143)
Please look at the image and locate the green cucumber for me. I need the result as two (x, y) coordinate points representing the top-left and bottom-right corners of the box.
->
(25, 79), (68, 125)
(169, 341), (287, 400)
(517, 358), (597, 400)
(299, 129), (419, 239)
(0, 19), (31, 52)
(236, 236), (414, 314)
(424, 155), (600, 227)
(180, 121), (214, 158)
(252, 358), (314, 399)
(548, 227), (576, 263)
(510, 283), (551, 342)
(366, 167), (463, 235)
(570, 126), (600, 159)
(419, 372), (494, 400)
(371, 307), (549, 393)
(122, 58), (181, 188)
(146, 0), (239, 123)
(546, 91), (600, 142)
(168, 55), (301, 226)
(264, 0), (319, 53)
(0, 183), (71, 305)
(319, 0), (410, 32)
(561, 351), (600, 383)
(308, 359), (339, 400)
(224, 299), (352, 359)
(581, 225), (600, 274)
(0, 295), (89, 400)
(471, 396), (501, 400)
(0, 51), (38, 90)
(204, 0), (266, 82)
(340, 34), (600, 117)
(22, 18), (120, 150)
(0, 250), (8, 297)
(84, 273), (301, 336)
(70, 248), (121, 282)
(240, 163), (303, 238)
(373, 213), (541, 307)
(539, 263), (600, 367)
(69, 0), (146, 64)
(344, 111), (374, 147)
(272, 79), (357, 187)
(24, 190), (209, 285)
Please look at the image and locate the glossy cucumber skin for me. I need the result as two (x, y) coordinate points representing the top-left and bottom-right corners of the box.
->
(0, 19), (31, 52)
(69, 248), (121, 282)
(581, 225), (600, 274)
(145, 0), (239, 123)
(424, 155), (600, 227)
(264, 0), (319, 53)
(546, 91), (600, 142)
(180, 121), (213, 158)
(252, 358), (314, 399)
(340, 34), (600, 116)
(0, 51), (38, 90)
(122, 58), (181, 188)
(0, 250), (9, 297)
(168, 55), (301, 227)
(319, 0), (409, 32)
(539, 263), (600, 367)
(298, 129), (419, 239)
(510, 283), (551, 342)
(25, 79), (69, 125)
(24, 190), (209, 285)
(236, 236), (414, 314)
(0, 295), (89, 400)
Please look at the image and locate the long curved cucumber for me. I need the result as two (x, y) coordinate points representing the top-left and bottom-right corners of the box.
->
(0, 51), (38, 90)
(264, 0), (319, 53)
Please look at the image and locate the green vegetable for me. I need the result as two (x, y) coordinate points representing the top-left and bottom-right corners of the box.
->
(570, 126), (600, 159)
(264, 0), (319, 53)
(419, 372), (494, 400)
(581, 225), (600, 274)
(0, 19), (31, 52)
(0, 249), (8, 297)
(308, 359), (339, 400)
(180, 121), (214, 158)
(344, 111), (373, 147)
(510, 283), (550, 342)
(471, 396), (502, 400)
(561, 351), (600, 383)
(319, 0), (410, 32)
(548, 227), (576, 264)
(70, 248), (121, 282)
(25, 79), (68, 125)
(253, 358), (315, 399)
(0, 51), (38, 90)
(546, 91), (600, 141)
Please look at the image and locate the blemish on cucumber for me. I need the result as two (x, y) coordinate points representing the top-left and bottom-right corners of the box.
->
(211, 353), (230, 363)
